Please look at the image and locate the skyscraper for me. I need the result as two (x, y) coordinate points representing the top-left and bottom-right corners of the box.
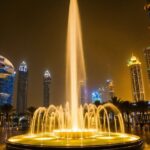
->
(128, 55), (145, 102)
(106, 79), (115, 99)
(91, 90), (102, 103)
(99, 87), (107, 102)
(144, 47), (150, 81)
(0, 55), (16, 105)
(16, 61), (28, 114)
(43, 70), (51, 107)
(99, 79), (115, 103)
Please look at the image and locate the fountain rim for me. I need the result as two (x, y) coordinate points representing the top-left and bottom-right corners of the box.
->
(7, 132), (143, 149)
(6, 138), (143, 150)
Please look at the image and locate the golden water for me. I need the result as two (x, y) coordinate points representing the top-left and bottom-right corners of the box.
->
(66, 0), (86, 130)
(30, 103), (125, 137)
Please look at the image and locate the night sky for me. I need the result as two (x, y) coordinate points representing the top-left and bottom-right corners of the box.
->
(0, 0), (150, 107)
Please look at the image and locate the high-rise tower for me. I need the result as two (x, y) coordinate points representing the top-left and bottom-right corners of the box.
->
(128, 55), (145, 101)
(43, 70), (51, 107)
(0, 55), (16, 105)
(106, 79), (115, 99)
(99, 79), (115, 103)
(16, 61), (28, 114)
(144, 47), (150, 81)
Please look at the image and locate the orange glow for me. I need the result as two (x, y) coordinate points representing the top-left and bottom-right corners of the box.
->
(66, 0), (86, 129)
(128, 55), (141, 66)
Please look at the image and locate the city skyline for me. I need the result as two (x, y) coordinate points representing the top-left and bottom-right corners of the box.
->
(0, 0), (150, 107)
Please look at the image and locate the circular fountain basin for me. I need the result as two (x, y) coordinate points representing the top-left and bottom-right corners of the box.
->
(7, 131), (143, 150)
(53, 129), (97, 139)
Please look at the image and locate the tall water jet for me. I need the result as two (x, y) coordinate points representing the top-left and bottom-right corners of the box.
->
(66, 0), (86, 129)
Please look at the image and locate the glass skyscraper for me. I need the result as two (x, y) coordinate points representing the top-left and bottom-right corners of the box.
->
(0, 55), (16, 105)
(43, 70), (51, 107)
(99, 79), (115, 103)
(144, 47), (150, 81)
(16, 61), (28, 114)
(128, 55), (145, 102)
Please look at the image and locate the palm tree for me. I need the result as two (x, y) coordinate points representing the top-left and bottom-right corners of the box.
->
(0, 104), (13, 129)
(27, 106), (36, 117)
(0, 104), (13, 119)
(111, 96), (122, 111)
(136, 100), (148, 113)
(111, 97), (132, 129)
(120, 100), (131, 128)
(111, 96), (121, 108)
(136, 101), (149, 129)
(94, 100), (101, 107)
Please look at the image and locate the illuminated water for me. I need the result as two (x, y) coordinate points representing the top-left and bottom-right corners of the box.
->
(7, 102), (141, 147)
(30, 103), (124, 135)
(8, 132), (140, 147)
(66, 0), (86, 129)
(7, 0), (141, 148)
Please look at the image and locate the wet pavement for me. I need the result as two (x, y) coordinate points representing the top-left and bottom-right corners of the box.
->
(126, 126), (150, 150)
(0, 127), (26, 150)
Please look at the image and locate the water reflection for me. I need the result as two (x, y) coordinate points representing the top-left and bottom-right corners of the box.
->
(126, 127), (150, 150)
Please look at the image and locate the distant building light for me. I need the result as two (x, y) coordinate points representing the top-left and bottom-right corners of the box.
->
(132, 103), (137, 106)
(92, 91), (102, 103)
(128, 55), (141, 67)
(106, 79), (111, 83)
(44, 70), (51, 79)
(19, 61), (28, 72)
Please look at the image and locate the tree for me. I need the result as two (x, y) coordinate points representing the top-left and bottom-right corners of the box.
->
(27, 106), (36, 117)
(111, 96), (121, 107)
(136, 100), (148, 113)
(120, 100), (131, 128)
(94, 100), (101, 107)
(0, 104), (13, 121)
(0, 104), (13, 129)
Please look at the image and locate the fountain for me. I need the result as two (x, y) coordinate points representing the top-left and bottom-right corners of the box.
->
(7, 0), (143, 149)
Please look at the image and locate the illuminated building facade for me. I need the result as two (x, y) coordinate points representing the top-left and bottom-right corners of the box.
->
(99, 79), (115, 102)
(144, 47), (150, 81)
(106, 79), (115, 99)
(99, 87), (107, 102)
(128, 55), (145, 101)
(16, 61), (28, 114)
(0, 55), (15, 105)
(43, 70), (51, 107)
(92, 91), (102, 103)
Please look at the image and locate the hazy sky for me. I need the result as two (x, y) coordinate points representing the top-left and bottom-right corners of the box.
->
(0, 0), (150, 107)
